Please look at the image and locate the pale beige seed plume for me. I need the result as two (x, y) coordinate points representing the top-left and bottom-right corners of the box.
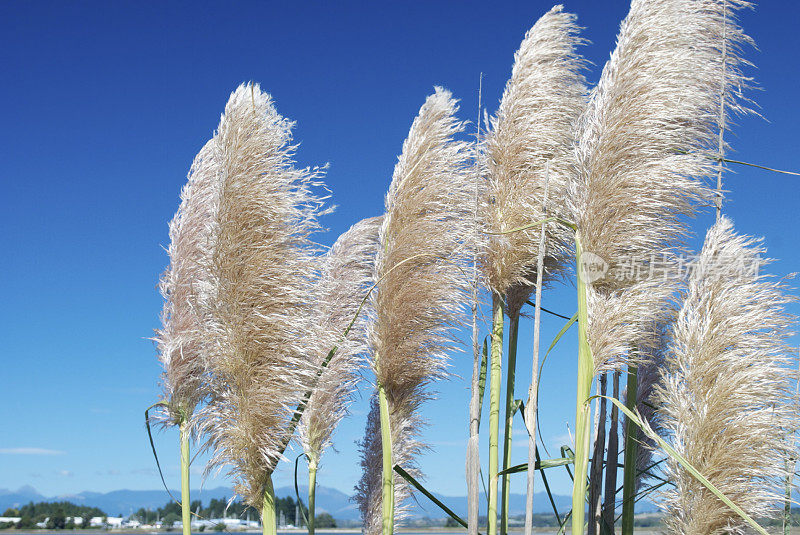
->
(482, 5), (586, 315)
(194, 83), (328, 508)
(354, 394), (425, 535)
(655, 217), (797, 535)
(356, 87), (472, 530)
(298, 216), (383, 463)
(570, 0), (754, 372)
(155, 137), (218, 426)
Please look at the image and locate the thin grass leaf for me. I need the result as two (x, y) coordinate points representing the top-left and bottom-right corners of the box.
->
(393, 465), (473, 532)
(497, 456), (575, 476)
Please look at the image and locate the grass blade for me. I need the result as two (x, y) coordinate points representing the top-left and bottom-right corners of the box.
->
(497, 456), (574, 476)
(393, 465), (474, 532)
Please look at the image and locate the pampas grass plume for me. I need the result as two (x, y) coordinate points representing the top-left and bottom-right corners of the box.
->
(482, 4), (586, 314)
(570, 0), (754, 372)
(656, 217), (797, 535)
(156, 137), (218, 425)
(196, 82), (328, 508)
(355, 87), (472, 532)
(299, 216), (383, 463)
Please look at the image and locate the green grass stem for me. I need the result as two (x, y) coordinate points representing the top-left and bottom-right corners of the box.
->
(261, 475), (276, 535)
(179, 417), (190, 535)
(500, 313), (519, 535)
(572, 235), (593, 535)
(488, 295), (505, 535)
(307, 456), (318, 535)
(378, 382), (394, 535)
(600, 395), (770, 535)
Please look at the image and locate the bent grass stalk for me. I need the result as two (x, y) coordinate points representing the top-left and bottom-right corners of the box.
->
(488, 295), (505, 535)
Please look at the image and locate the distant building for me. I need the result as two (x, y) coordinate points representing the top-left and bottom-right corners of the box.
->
(0, 517), (21, 525)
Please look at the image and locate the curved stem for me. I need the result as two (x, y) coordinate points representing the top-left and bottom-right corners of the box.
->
(500, 313), (519, 535)
(378, 382), (394, 535)
(488, 295), (505, 535)
(261, 475), (276, 535)
(179, 418), (191, 535)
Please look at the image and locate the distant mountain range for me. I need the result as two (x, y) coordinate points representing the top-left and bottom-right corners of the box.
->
(0, 485), (656, 520)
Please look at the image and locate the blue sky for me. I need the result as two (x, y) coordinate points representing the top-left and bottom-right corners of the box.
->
(1, 0), (798, 504)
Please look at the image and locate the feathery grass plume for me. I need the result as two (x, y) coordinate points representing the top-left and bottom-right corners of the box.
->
(299, 216), (382, 535)
(482, 4), (586, 316)
(360, 87), (472, 534)
(656, 217), (797, 535)
(154, 136), (219, 535)
(355, 397), (384, 535)
(568, 1), (754, 531)
(299, 216), (382, 464)
(354, 394), (425, 535)
(195, 83), (328, 517)
(156, 138), (218, 425)
(570, 0), (754, 374)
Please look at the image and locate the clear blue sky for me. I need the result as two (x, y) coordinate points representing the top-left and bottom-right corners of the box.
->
(1, 1), (798, 503)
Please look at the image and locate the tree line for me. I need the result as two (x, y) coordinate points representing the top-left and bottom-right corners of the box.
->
(130, 496), (335, 529)
(1, 502), (106, 530)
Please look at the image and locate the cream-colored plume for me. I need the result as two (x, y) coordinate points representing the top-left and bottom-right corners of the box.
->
(570, 0), (754, 372)
(156, 137), (218, 425)
(299, 216), (383, 463)
(656, 217), (797, 534)
(354, 395), (425, 535)
(356, 87), (472, 531)
(482, 4), (586, 315)
(195, 83), (327, 507)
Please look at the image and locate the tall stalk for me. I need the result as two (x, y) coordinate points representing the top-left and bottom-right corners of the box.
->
(525, 166), (550, 535)
(467, 72), (483, 535)
(602, 371), (620, 531)
(261, 476), (276, 535)
(378, 382), (394, 535)
(500, 314), (520, 535)
(588, 376), (607, 535)
(488, 295), (505, 535)
(620, 366), (639, 535)
(179, 417), (190, 535)
(783, 459), (792, 535)
(572, 235), (593, 535)
(308, 456), (318, 535)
